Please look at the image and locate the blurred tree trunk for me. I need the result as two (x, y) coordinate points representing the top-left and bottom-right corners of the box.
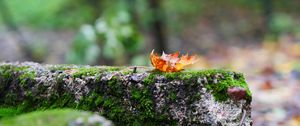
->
(149, 0), (167, 53)
(261, 0), (273, 38)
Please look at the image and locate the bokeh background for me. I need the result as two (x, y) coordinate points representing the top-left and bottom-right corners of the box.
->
(0, 0), (300, 125)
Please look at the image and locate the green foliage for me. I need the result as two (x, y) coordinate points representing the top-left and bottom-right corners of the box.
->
(66, 1), (143, 65)
(95, 1), (143, 60)
(2, 0), (94, 29)
(265, 13), (300, 40)
(270, 13), (294, 34)
(163, 0), (203, 31)
(66, 25), (100, 64)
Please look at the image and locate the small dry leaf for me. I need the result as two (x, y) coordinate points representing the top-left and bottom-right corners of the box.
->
(260, 80), (273, 90)
(150, 49), (198, 72)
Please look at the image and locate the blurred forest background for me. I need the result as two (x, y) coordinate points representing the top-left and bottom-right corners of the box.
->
(1, 0), (300, 125)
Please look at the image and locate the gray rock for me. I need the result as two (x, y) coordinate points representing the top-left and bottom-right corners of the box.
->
(0, 62), (252, 125)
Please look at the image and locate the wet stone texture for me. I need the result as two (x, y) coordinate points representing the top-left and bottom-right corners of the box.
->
(0, 62), (252, 125)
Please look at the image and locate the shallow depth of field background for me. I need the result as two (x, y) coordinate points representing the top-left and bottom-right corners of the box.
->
(0, 0), (300, 125)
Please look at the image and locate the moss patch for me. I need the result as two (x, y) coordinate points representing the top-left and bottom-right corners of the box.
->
(0, 109), (111, 126)
(143, 69), (251, 101)
(0, 107), (21, 118)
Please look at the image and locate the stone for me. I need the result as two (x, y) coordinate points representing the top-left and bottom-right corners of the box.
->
(0, 62), (252, 125)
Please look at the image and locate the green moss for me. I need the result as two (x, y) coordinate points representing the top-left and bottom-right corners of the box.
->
(0, 65), (13, 80)
(104, 66), (124, 71)
(204, 71), (251, 101)
(48, 65), (127, 79)
(51, 94), (75, 110)
(72, 67), (101, 78)
(169, 91), (177, 101)
(0, 65), (37, 109)
(0, 65), (36, 89)
(95, 96), (104, 106)
(0, 65), (14, 93)
(143, 69), (251, 102)
(0, 109), (106, 126)
(18, 68), (36, 88)
(0, 107), (21, 118)
(47, 64), (78, 71)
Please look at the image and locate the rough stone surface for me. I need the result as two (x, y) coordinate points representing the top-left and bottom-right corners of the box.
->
(0, 62), (252, 125)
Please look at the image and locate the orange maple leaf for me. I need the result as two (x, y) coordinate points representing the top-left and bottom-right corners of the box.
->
(150, 50), (198, 72)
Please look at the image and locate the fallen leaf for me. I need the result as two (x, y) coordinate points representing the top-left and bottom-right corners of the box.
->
(150, 50), (198, 72)
(260, 80), (273, 90)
